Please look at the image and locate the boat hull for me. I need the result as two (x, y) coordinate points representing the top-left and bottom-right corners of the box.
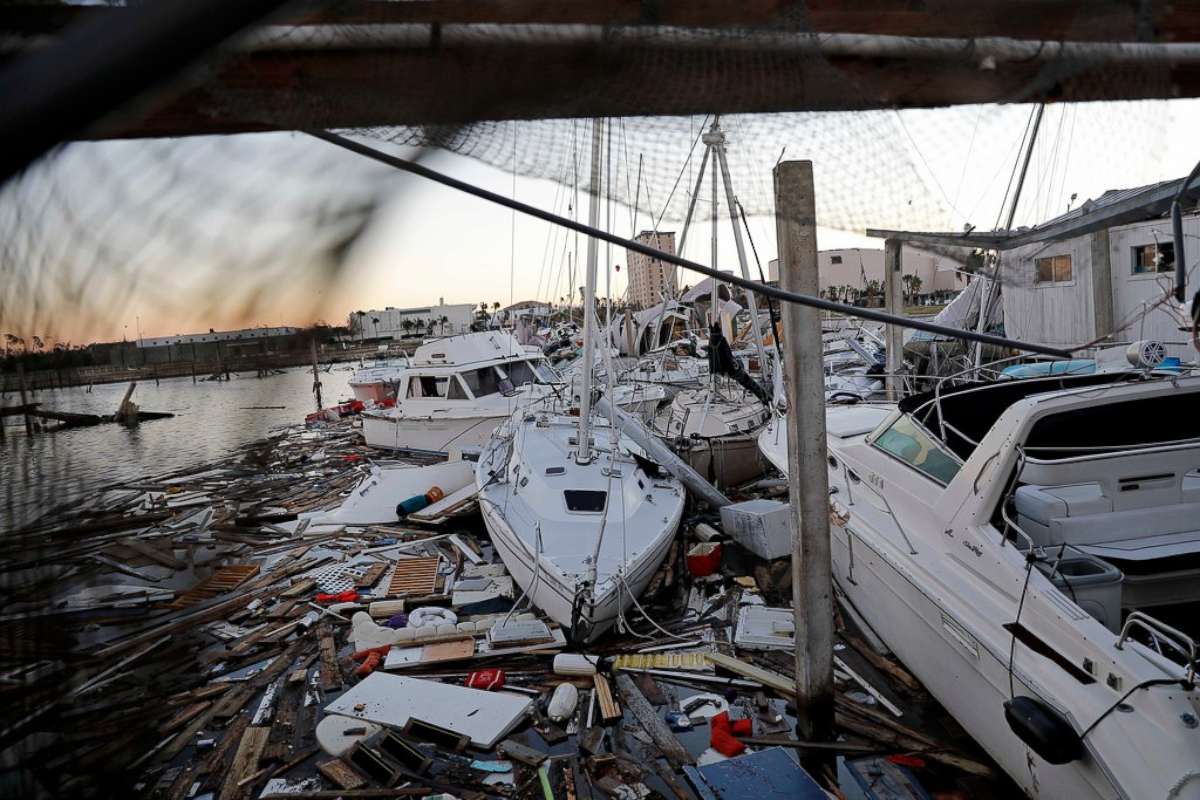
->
(830, 523), (1120, 799)
(481, 495), (680, 643)
(362, 411), (503, 455)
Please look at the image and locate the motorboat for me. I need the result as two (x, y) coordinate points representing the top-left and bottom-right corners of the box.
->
(763, 373), (1200, 798)
(361, 332), (560, 455)
(475, 404), (685, 642)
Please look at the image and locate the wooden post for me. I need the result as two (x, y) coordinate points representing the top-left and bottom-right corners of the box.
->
(310, 337), (323, 411)
(773, 160), (834, 743)
(16, 362), (33, 437)
(884, 238), (905, 400)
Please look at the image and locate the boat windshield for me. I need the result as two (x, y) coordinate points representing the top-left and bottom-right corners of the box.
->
(872, 415), (962, 485)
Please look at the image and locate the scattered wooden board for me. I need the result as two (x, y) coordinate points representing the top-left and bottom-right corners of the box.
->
(614, 674), (693, 767)
(354, 562), (388, 588)
(707, 652), (796, 697)
(218, 725), (270, 800)
(592, 674), (621, 723)
(169, 564), (260, 608)
(317, 758), (367, 790)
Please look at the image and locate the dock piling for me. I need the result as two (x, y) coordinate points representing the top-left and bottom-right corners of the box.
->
(773, 159), (835, 743)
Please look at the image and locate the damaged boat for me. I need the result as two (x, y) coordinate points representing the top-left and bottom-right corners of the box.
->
(769, 372), (1200, 798)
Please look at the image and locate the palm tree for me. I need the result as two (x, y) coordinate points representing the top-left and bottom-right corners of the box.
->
(371, 317), (381, 340)
(439, 315), (449, 334)
(401, 319), (414, 337)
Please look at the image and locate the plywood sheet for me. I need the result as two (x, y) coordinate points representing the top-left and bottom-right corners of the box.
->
(324, 673), (532, 748)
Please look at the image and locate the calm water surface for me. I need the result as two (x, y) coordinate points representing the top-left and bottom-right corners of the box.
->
(2, 367), (356, 530)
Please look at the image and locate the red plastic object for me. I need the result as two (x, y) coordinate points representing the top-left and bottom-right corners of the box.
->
(686, 542), (722, 577)
(709, 711), (747, 757)
(355, 651), (383, 676)
(315, 590), (359, 604)
(886, 754), (927, 768)
(351, 645), (392, 662)
(466, 669), (506, 691)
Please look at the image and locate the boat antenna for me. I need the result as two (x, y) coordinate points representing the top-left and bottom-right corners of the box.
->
(577, 117), (604, 465)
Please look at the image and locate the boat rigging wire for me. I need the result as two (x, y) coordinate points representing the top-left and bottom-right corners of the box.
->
(308, 130), (1074, 359)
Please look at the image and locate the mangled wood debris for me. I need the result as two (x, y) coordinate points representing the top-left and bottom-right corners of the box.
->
(0, 414), (1011, 799)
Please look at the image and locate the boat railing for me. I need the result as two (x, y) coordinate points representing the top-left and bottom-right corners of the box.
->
(998, 501), (1040, 553)
(1116, 611), (1198, 684)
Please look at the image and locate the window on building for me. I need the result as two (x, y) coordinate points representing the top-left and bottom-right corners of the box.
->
(1034, 254), (1073, 284)
(830, 255), (843, 264)
(1132, 242), (1174, 275)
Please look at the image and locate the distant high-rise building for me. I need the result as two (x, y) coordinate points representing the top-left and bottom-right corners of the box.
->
(626, 231), (678, 309)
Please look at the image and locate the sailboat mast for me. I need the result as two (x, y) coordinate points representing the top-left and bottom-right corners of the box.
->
(714, 123), (770, 382)
(710, 118), (720, 328)
(577, 117), (604, 465)
(973, 103), (1045, 370)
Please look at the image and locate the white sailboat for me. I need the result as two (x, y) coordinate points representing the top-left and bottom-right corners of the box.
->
(764, 373), (1200, 798)
(361, 332), (559, 455)
(475, 118), (685, 642)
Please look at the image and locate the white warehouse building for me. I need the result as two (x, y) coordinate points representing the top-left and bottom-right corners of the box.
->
(349, 300), (476, 340)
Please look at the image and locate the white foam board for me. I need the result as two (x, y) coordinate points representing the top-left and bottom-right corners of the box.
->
(323, 672), (532, 748)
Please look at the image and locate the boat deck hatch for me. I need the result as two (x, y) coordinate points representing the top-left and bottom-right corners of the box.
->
(564, 490), (607, 513)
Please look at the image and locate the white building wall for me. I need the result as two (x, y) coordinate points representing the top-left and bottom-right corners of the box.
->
(768, 246), (964, 294)
(1004, 237), (1095, 350)
(350, 303), (476, 339)
(1002, 213), (1197, 359)
(1107, 217), (1198, 358)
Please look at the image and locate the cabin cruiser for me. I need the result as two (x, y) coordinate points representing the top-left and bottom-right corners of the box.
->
(348, 356), (410, 404)
(763, 373), (1200, 799)
(361, 332), (560, 455)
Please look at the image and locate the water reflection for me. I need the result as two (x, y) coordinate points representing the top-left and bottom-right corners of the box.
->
(1, 366), (355, 530)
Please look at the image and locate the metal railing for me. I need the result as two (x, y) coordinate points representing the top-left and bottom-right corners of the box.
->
(1117, 611), (1198, 684)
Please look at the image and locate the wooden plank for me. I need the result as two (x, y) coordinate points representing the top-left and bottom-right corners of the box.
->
(317, 758), (367, 790)
(592, 674), (621, 723)
(280, 578), (317, 599)
(15, 2), (1198, 45)
(319, 627), (343, 691)
(354, 562), (387, 588)
(158, 701), (211, 735)
(219, 725), (270, 800)
(707, 652), (796, 697)
(498, 739), (547, 767)
(385, 557), (440, 597)
(170, 564), (260, 608)
(120, 537), (187, 569)
(614, 674), (693, 767)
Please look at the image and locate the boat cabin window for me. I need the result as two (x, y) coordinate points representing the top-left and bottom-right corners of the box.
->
(407, 376), (449, 398)
(530, 361), (558, 384)
(872, 415), (962, 485)
(446, 375), (472, 400)
(461, 366), (502, 398)
(501, 360), (535, 389)
(564, 490), (608, 513)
